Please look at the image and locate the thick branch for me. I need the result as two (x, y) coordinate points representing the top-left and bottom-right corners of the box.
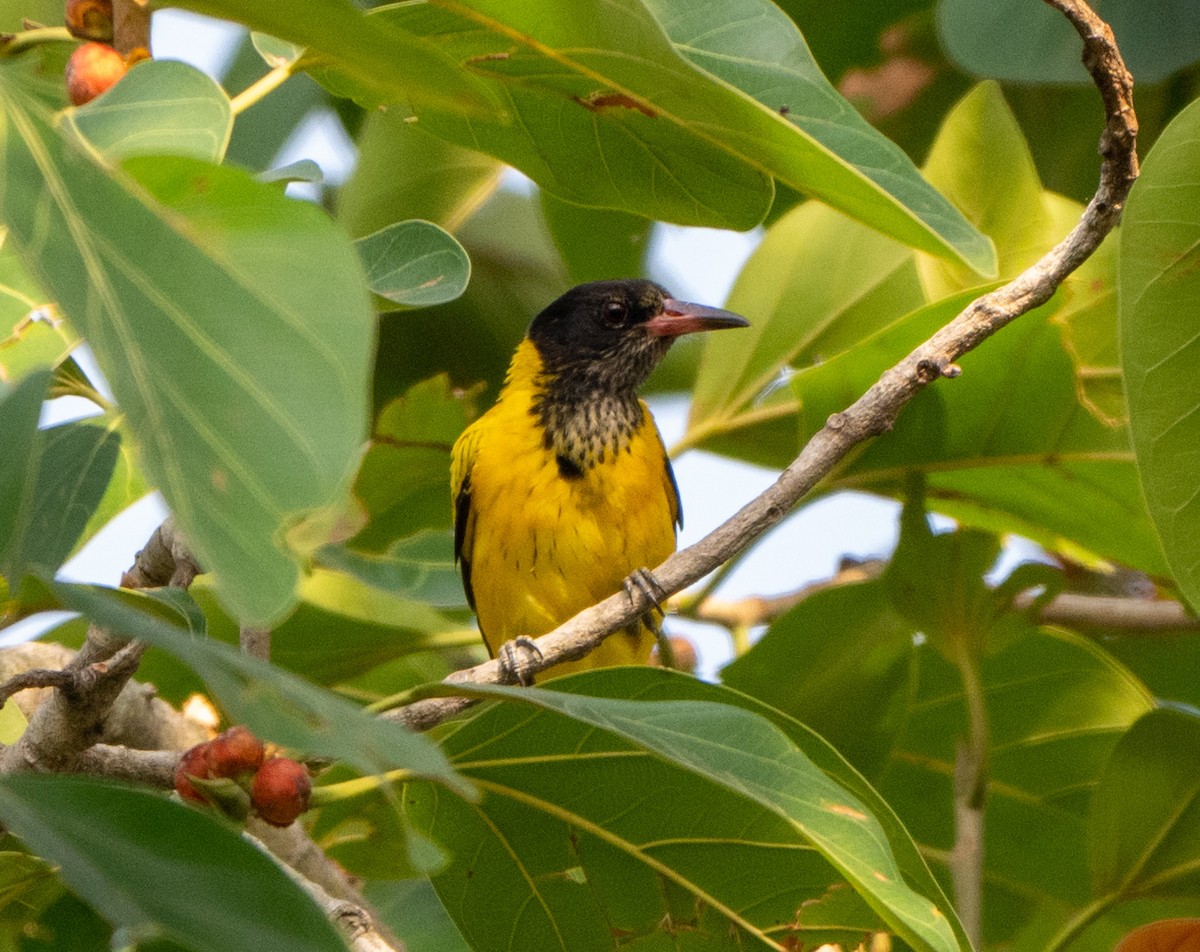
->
(385, 0), (1137, 733)
(0, 519), (201, 773)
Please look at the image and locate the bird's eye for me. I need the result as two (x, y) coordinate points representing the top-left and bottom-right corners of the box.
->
(602, 300), (628, 327)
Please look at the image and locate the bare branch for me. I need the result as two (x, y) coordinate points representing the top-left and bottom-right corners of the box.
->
(0, 519), (202, 774)
(248, 820), (407, 952)
(72, 744), (179, 787)
(384, 0), (1138, 733)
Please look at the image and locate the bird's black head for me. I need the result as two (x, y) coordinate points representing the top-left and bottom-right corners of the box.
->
(528, 279), (748, 395)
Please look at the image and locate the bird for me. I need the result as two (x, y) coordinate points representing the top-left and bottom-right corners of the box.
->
(451, 279), (748, 682)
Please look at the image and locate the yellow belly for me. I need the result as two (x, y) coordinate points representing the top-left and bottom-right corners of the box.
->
(461, 391), (677, 677)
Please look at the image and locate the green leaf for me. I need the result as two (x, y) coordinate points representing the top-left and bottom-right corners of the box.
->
(355, 221), (471, 308)
(372, 192), (567, 412)
(799, 289), (1163, 575)
(317, 531), (466, 608)
(45, 574), (465, 705)
(11, 422), (120, 577)
(369, 0), (991, 269)
(1089, 708), (1200, 900)
(259, 159), (324, 186)
(373, 0), (768, 230)
(876, 630), (1153, 942)
(63, 60), (233, 163)
(916, 82), (1051, 300)
(722, 576), (919, 776)
(163, 0), (497, 116)
(0, 75), (375, 624)
(938, 0), (1200, 85)
(1048, 195), (1124, 426)
(0, 369), (49, 583)
(413, 674), (965, 952)
(1120, 97), (1200, 611)
(0, 230), (69, 385)
(646, 0), (993, 271)
(0, 850), (60, 924)
(364, 879), (471, 952)
(685, 200), (922, 462)
(251, 32), (304, 68)
(54, 582), (473, 805)
(337, 112), (501, 238)
(539, 192), (651, 286)
(0, 775), (346, 952)
(352, 375), (475, 551)
(72, 431), (149, 557)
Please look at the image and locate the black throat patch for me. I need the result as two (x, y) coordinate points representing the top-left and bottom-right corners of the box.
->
(533, 381), (645, 476)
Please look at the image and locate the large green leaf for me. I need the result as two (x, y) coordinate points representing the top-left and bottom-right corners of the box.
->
(42, 573), (465, 705)
(62, 60), (233, 163)
(646, 0), (992, 270)
(722, 577), (914, 776)
(785, 284), (1161, 572)
(938, 0), (1200, 85)
(876, 630), (1152, 944)
(0, 73), (375, 624)
(1089, 708), (1200, 902)
(360, 0), (991, 270)
(1120, 98), (1200, 610)
(411, 673), (964, 952)
(163, 0), (497, 116)
(916, 82), (1052, 300)
(0, 775), (345, 952)
(685, 200), (923, 462)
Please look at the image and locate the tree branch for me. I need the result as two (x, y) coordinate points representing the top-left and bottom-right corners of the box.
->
(0, 519), (201, 773)
(384, 0), (1138, 733)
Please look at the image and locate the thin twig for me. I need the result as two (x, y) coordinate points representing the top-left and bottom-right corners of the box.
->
(688, 577), (1197, 635)
(384, 0), (1138, 733)
(240, 626), (271, 661)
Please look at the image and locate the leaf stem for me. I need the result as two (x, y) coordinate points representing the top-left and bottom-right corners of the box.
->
(948, 638), (989, 949)
(1042, 896), (1114, 952)
(309, 768), (415, 806)
(0, 26), (74, 56)
(229, 63), (294, 116)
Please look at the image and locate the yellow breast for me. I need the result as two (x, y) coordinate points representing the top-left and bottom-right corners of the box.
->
(452, 341), (679, 676)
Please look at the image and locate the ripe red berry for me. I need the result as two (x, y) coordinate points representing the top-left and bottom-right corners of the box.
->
(65, 42), (126, 106)
(64, 0), (113, 41)
(205, 726), (265, 779)
(174, 744), (213, 804)
(250, 758), (312, 827)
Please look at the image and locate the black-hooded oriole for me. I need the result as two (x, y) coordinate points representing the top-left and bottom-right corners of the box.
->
(451, 279), (748, 679)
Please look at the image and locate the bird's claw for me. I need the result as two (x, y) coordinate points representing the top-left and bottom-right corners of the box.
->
(498, 636), (543, 686)
(624, 567), (667, 616)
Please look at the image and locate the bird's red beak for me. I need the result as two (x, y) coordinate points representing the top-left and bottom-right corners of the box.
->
(645, 298), (749, 337)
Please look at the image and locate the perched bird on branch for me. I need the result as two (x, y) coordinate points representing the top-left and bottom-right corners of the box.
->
(451, 279), (748, 682)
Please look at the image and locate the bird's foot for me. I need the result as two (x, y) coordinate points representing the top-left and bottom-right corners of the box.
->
(497, 636), (543, 686)
(623, 567), (667, 616)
